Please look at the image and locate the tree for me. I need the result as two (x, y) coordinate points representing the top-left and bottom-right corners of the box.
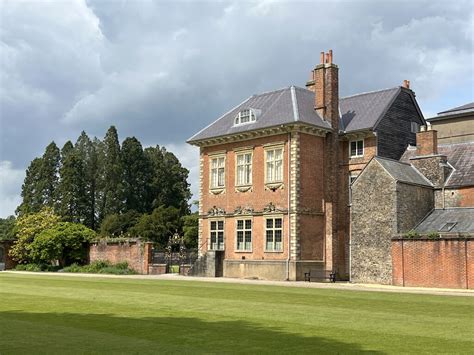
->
(100, 210), (141, 237)
(121, 137), (152, 213)
(130, 206), (181, 247)
(182, 212), (198, 248)
(29, 222), (96, 267)
(145, 146), (191, 215)
(0, 216), (16, 241)
(38, 142), (60, 208)
(9, 208), (61, 263)
(57, 141), (86, 223)
(17, 158), (44, 215)
(75, 131), (99, 230)
(97, 126), (124, 221)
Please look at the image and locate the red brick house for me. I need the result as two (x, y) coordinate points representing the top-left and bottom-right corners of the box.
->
(187, 50), (425, 281)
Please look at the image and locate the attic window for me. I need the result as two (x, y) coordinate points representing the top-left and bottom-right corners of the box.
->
(439, 222), (456, 232)
(234, 109), (256, 125)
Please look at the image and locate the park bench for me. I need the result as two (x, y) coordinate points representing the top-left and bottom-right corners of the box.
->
(304, 269), (336, 283)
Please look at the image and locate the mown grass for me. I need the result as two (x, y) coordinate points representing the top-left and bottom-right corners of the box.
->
(0, 273), (472, 354)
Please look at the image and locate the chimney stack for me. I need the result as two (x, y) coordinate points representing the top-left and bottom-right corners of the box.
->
(306, 49), (339, 131)
(402, 80), (411, 89)
(416, 126), (438, 156)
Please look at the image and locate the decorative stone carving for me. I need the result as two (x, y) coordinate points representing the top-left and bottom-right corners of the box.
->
(234, 206), (254, 215)
(207, 206), (226, 216)
(263, 202), (285, 213)
(264, 182), (284, 191)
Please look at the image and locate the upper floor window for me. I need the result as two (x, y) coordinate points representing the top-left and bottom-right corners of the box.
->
(350, 140), (364, 158)
(209, 220), (224, 250)
(411, 122), (420, 134)
(234, 109), (256, 125)
(265, 217), (283, 252)
(236, 151), (252, 186)
(265, 147), (283, 183)
(236, 219), (252, 251)
(210, 155), (225, 189)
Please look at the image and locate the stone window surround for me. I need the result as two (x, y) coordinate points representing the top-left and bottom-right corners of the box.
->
(349, 139), (364, 158)
(209, 218), (225, 251)
(209, 151), (226, 194)
(263, 142), (285, 190)
(264, 214), (284, 253)
(234, 148), (253, 191)
(235, 217), (253, 252)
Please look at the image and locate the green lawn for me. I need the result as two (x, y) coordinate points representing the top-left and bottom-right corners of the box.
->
(0, 273), (472, 354)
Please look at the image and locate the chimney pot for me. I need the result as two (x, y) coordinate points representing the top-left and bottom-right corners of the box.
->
(325, 53), (330, 63)
(320, 52), (325, 64)
(402, 79), (410, 89)
(328, 49), (333, 64)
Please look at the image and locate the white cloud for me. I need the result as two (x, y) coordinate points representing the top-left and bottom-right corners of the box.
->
(0, 161), (24, 217)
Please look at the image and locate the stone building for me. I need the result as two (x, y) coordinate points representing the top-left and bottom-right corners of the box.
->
(187, 50), (425, 281)
(351, 126), (474, 284)
(426, 102), (474, 144)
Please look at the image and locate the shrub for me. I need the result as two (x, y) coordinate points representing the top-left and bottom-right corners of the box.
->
(62, 260), (136, 275)
(14, 263), (61, 272)
(404, 230), (420, 239)
(426, 231), (440, 239)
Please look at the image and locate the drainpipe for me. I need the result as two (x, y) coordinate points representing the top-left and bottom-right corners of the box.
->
(286, 131), (291, 281)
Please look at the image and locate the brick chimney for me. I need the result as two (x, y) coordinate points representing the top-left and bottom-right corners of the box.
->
(416, 125), (438, 156)
(306, 49), (339, 131)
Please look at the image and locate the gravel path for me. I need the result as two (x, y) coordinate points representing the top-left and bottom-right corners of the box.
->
(3, 270), (472, 297)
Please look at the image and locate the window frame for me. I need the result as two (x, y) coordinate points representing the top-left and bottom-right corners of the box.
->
(349, 139), (364, 158)
(235, 218), (253, 252)
(264, 145), (284, 184)
(234, 109), (256, 126)
(209, 219), (225, 251)
(209, 153), (226, 192)
(264, 216), (284, 253)
(235, 150), (253, 187)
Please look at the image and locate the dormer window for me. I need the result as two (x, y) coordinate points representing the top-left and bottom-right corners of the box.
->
(234, 109), (256, 125)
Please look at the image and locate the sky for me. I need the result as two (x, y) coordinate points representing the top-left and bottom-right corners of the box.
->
(0, 0), (473, 218)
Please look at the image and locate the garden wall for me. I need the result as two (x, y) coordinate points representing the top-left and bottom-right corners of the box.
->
(0, 240), (17, 270)
(89, 240), (152, 274)
(392, 237), (473, 289)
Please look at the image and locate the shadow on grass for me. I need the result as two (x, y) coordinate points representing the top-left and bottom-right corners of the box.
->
(0, 310), (383, 354)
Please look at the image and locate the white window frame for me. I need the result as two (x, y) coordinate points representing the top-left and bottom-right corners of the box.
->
(209, 219), (225, 251)
(235, 150), (253, 187)
(234, 109), (256, 126)
(235, 218), (252, 252)
(209, 154), (226, 190)
(349, 140), (364, 158)
(349, 171), (359, 205)
(264, 216), (283, 252)
(264, 145), (284, 184)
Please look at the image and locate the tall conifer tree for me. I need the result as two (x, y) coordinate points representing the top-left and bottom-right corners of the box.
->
(17, 157), (44, 215)
(38, 142), (60, 209)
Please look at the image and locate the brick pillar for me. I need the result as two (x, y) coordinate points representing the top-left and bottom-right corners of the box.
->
(143, 242), (153, 275)
(416, 127), (438, 156)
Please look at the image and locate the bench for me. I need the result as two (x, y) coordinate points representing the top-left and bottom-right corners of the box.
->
(304, 269), (336, 283)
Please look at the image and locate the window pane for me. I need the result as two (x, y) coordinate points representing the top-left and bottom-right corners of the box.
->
(237, 231), (243, 249)
(245, 220), (252, 229)
(237, 220), (243, 229)
(275, 160), (282, 181)
(266, 219), (273, 228)
(350, 142), (356, 156)
(218, 168), (225, 186)
(275, 149), (282, 160)
(218, 221), (224, 230)
(211, 221), (216, 230)
(275, 218), (282, 228)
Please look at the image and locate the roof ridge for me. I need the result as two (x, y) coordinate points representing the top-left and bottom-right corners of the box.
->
(251, 86), (291, 97)
(340, 86), (400, 100)
(374, 155), (412, 167)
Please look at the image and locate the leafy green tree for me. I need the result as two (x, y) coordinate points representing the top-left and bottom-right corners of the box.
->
(130, 206), (181, 247)
(121, 137), (152, 213)
(100, 210), (141, 237)
(75, 131), (99, 230)
(182, 212), (198, 248)
(97, 126), (124, 221)
(145, 146), (191, 215)
(0, 216), (16, 241)
(57, 141), (86, 223)
(17, 158), (44, 215)
(29, 222), (96, 267)
(9, 208), (61, 263)
(38, 142), (60, 208)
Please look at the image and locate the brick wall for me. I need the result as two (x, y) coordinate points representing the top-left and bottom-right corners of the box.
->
(392, 238), (473, 289)
(89, 240), (152, 274)
(435, 186), (474, 208)
(0, 241), (17, 270)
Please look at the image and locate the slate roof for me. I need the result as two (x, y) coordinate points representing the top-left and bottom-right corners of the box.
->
(187, 86), (331, 143)
(339, 87), (400, 132)
(374, 157), (432, 186)
(428, 102), (474, 121)
(401, 142), (474, 187)
(414, 208), (474, 233)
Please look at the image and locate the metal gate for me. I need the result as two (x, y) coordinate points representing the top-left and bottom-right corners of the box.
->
(150, 234), (198, 273)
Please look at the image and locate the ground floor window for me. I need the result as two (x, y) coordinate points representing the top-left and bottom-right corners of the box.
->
(236, 219), (252, 251)
(265, 217), (283, 251)
(210, 220), (224, 250)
